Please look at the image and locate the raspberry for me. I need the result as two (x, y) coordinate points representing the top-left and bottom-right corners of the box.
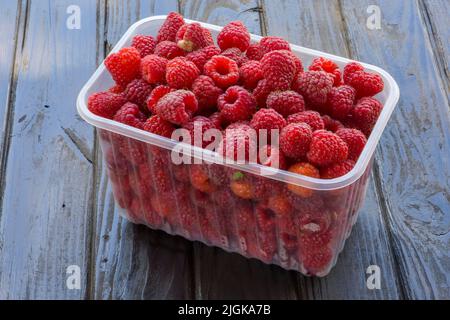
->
(239, 61), (264, 90)
(176, 23), (209, 52)
(336, 128), (367, 161)
(190, 165), (216, 193)
(143, 115), (175, 138)
(250, 108), (286, 140)
(218, 86), (256, 123)
(140, 54), (168, 84)
(105, 47), (141, 87)
(116, 137), (147, 166)
(209, 112), (223, 129)
(351, 97), (382, 136)
(261, 50), (297, 91)
(172, 164), (190, 183)
(204, 55), (239, 89)
(253, 79), (272, 107)
(287, 110), (325, 131)
(157, 12), (185, 43)
(182, 116), (218, 147)
(166, 57), (200, 89)
(207, 164), (229, 186)
(267, 194), (292, 217)
(320, 159), (355, 179)
(217, 123), (257, 162)
(258, 145), (287, 170)
(285, 51), (304, 74)
(217, 21), (250, 52)
(280, 123), (313, 160)
(186, 45), (221, 72)
(292, 71), (334, 106)
(254, 206), (277, 261)
(202, 28), (215, 47)
(322, 115), (344, 132)
(129, 164), (153, 198)
(307, 130), (349, 166)
(309, 57), (342, 86)
(146, 85), (173, 113)
(155, 90), (198, 125)
(88, 91), (126, 119)
(297, 209), (332, 236)
(154, 41), (185, 60)
(260, 36), (291, 54)
(191, 75), (223, 113)
(131, 34), (156, 58)
(123, 79), (153, 108)
(220, 47), (249, 66)
(245, 43), (264, 61)
(287, 162), (320, 197)
(343, 62), (384, 97)
(327, 85), (356, 120)
(108, 85), (124, 94)
(301, 246), (332, 275)
(113, 102), (146, 129)
(230, 177), (253, 199)
(266, 90), (305, 117)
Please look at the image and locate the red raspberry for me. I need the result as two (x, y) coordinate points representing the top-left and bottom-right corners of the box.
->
(299, 229), (332, 249)
(182, 116), (218, 147)
(186, 45), (221, 72)
(285, 50), (304, 74)
(260, 36), (291, 54)
(280, 123), (313, 160)
(123, 79), (153, 108)
(218, 86), (256, 123)
(191, 75), (223, 113)
(239, 61), (263, 91)
(207, 164), (229, 187)
(131, 35), (156, 58)
(261, 50), (297, 91)
(217, 123), (257, 162)
(143, 115), (175, 138)
(108, 85), (124, 94)
(88, 91), (126, 119)
(292, 71), (334, 106)
(320, 159), (355, 179)
(220, 47), (249, 66)
(166, 57), (200, 89)
(253, 79), (272, 107)
(172, 164), (190, 183)
(157, 12), (185, 43)
(301, 246), (332, 275)
(155, 90), (198, 125)
(105, 47), (141, 87)
(202, 28), (215, 47)
(140, 54), (168, 84)
(287, 110), (325, 131)
(176, 23), (209, 52)
(245, 43), (264, 61)
(209, 112), (223, 129)
(343, 62), (384, 97)
(322, 115), (344, 132)
(309, 57), (342, 86)
(327, 85), (356, 120)
(155, 40), (185, 60)
(266, 90), (305, 117)
(146, 85), (173, 114)
(113, 102), (146, 129)
(351, 97), (382, 136)
(307, 130), (349, 166)
(250, 108), (286, 140)
(204, 55), (239, 89)
(217, 21), (250, 52)
(336, 128), (367, 161)
(254, 206), (277, 261)
(258, 145), (287, 170)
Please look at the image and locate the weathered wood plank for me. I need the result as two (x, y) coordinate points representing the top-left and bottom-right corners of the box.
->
(340, 0), (450, 299)
(262, 0), (402, 299)
(91, 0), (194, 300)
(181, 0), (299, 300)
(0, 0), (98, 299)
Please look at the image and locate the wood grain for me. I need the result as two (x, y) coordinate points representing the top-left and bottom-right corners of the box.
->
(262, 0), (402, 299)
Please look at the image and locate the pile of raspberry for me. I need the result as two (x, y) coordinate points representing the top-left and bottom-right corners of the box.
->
(88, 13), (384, 275)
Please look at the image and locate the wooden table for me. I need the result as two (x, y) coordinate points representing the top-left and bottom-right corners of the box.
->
(0, 0), (448, 300)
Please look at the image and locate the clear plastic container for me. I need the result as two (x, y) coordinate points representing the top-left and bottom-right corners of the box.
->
(77, 16), (400, 276)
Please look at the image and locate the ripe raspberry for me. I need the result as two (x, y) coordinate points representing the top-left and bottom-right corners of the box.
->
(108, 85), (124, 94)
(190, 165), (216, 193)
(292, 71), (334, 106)
(182, 116), (218, 147)
(176, 23), (209, 52)
(204, 55), (239, 89)
(261, 50), (297, 91)
(207, 164), (229, 187)
(155, 90), (198, 125)
(343, 62), (384, 97)
(336, 128), (367, 161)
(287, 110), (325, 131)
(266, 90), (305, 117)
(88, 91), (126, 119)
(285, 51), (304, 74)
(113, 102), (146, 129)
(301, 246), (332, 275)
(157, 12), (185, 43)
(253, 79), (272, 107)
(217, 21), (250, 52)
(218, 86), (256, 123)
(202, 28), (215, 47)
(154, 40), (185, 60)
(260, 36), (291, 54)
(250, 108), (286, 139)
(297, 209), (332, 236)
(166, 57), (200, 89)
(140, 54), (168, 84)
(191, 75), (223, 112)
(220, 47), (249, 66)
(172, 164), (190, 183)
(280, 123), (313, 160)
(209, 112), (223, 129)
(186, 45), (221, 72)
(307, 130), (349, 166)
(309, 57), (342, 86)
(239, 61), (263, 90)
(322, 115), (344, 132)
(351, 97), (382, 136)
(267, 194), (292, 217)
(258, 145), (287, 170)
(143, 115), (175, 138)
(131, 35), (156, 58)
(217, 123), (257, 162)
(105, 47), (141, 87)
(254, 206), (277, 261)
(245, 43), (264, 61)
(320, 159), (355, 179)
(287, 162), (320, 197)
(327, 85), (356, 120)
(123, 79), (153, 108)
(146, 85), (173, 113)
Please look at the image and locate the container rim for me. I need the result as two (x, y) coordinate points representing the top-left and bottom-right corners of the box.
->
(77, 15), (400, 191)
